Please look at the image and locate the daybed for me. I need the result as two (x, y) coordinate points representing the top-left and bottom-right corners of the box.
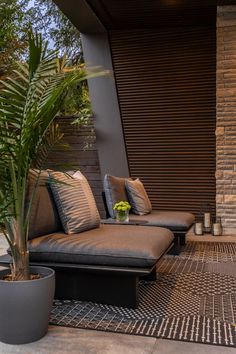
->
(103, 175), (195, 248)
(0, 171), (174, 308)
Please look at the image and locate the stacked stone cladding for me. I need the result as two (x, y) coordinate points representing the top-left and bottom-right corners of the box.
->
(217, 6), (236, 234)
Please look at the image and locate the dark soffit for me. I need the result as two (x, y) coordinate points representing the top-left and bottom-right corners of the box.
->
(85, 0), (236, 29)
(54, 0), (236, 32)
(53, 0), (106, 33)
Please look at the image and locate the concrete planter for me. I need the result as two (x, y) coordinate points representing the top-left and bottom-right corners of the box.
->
(0, 266), (55, 344)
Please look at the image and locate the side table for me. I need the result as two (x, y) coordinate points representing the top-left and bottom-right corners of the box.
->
(101, 218), (148, 226)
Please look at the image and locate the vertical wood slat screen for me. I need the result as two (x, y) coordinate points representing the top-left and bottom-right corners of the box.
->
(110, 27), (216, 214)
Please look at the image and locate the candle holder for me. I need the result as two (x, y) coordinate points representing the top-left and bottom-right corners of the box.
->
(212, 217), (222, 236)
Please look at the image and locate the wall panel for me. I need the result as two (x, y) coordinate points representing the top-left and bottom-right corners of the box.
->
(110, 27), (216, 214)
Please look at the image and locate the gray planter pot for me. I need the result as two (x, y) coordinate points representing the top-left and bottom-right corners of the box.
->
(0, 266), (55, 344)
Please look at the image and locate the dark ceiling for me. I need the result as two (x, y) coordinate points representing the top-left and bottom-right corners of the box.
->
(86, 0), (236, 29)
(53, 0), (236, 33)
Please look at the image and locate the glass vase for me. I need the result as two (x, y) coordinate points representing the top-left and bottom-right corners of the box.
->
(116, 210), (129, 223)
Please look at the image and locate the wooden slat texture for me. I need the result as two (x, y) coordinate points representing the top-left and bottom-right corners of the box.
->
(110, 27), (216, 214)
(45, 116), (105, 218)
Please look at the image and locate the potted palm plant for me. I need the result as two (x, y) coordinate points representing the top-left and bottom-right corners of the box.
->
(0, 30), (103, 344)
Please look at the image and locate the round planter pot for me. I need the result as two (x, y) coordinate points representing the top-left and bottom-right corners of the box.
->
(0, 266), (55, 344)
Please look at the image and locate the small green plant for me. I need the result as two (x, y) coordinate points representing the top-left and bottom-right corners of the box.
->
(113, 201), (131, 212)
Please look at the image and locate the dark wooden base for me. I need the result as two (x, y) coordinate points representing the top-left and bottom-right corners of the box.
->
(55, 268), (139, 308)
(0, 254), (159, 308)
(179, 233), (186, 246)
(140, 266), (157, 281)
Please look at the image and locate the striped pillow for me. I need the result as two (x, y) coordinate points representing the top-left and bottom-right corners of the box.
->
(49, 171), (100, 234)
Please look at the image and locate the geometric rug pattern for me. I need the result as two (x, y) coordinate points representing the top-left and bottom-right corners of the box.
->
(50, 242), (236, 347)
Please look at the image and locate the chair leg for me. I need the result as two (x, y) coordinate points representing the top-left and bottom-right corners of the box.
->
(179, 233), (186, 246)
(168, 233), (186, 255)
(168, 236), (180, 255)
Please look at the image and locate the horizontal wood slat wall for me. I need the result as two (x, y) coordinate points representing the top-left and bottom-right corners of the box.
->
(45, 116), (106, 218)
(110, 27), (216, 214)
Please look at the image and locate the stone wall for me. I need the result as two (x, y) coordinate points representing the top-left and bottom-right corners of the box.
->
(217, 6), (236, 234)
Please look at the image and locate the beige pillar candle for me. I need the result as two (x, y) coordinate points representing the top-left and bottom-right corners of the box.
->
(204, 212), (211, 228)
(213, 223), (222, 236)
(195, 222), (203, 235)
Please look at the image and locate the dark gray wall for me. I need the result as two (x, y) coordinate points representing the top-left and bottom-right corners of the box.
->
(54, 0), (129, 178)
(54, 0), (105, 33)
(81, 33), (129, 178)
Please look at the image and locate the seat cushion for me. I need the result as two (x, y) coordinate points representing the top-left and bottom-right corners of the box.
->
(103, 174), (129, 218)
(28, 224), (174, 268)
(129, 210), (195, 231)
(125, 178), (152, 215)
(49, 171), (100, 234)
(27, 170), (62, 239)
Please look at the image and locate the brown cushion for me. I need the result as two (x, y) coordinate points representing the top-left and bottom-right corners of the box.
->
(125, 179), (152, 215)
(49, 171), (100, 234)
(28, 224), (174, 267)
(27, 170), (62, 240)
(129, 210), (195, 231)
(103, 174), (129, 218)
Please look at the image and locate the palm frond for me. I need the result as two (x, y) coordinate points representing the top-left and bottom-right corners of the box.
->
(0, 29), (107, 280)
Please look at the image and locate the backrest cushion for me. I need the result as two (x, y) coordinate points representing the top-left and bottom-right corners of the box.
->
(103, 174), (129, 218)
(125, 178), (152, 215)
(49, 171), (100, 234)
(27, 170), (62, 240)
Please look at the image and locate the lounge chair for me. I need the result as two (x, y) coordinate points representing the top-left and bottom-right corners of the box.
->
(103, 174), (195, 248)
(0, 171), (174, 308)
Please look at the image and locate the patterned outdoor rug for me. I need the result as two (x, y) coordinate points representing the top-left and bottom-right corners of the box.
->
(50, 242), (236, 347)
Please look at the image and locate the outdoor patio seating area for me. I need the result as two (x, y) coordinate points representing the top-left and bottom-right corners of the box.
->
(0, 169), (236, 352)
(1, 0), (236, 353)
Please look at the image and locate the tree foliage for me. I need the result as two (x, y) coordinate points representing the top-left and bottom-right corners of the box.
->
(27, 1), (88, 116)
(29, 0), (83, 64)
(1, 0), (90, 117)
(0, 0), (29, 80)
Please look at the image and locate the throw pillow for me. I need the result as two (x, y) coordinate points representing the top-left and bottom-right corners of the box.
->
(27, 170), (62, 239)
(49, 171), (100, 234)
(103, 174), (129, 218)
(125, 178), (152, 215)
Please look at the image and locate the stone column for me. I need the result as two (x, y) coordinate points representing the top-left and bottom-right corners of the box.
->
(217, 6), (236, 235)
